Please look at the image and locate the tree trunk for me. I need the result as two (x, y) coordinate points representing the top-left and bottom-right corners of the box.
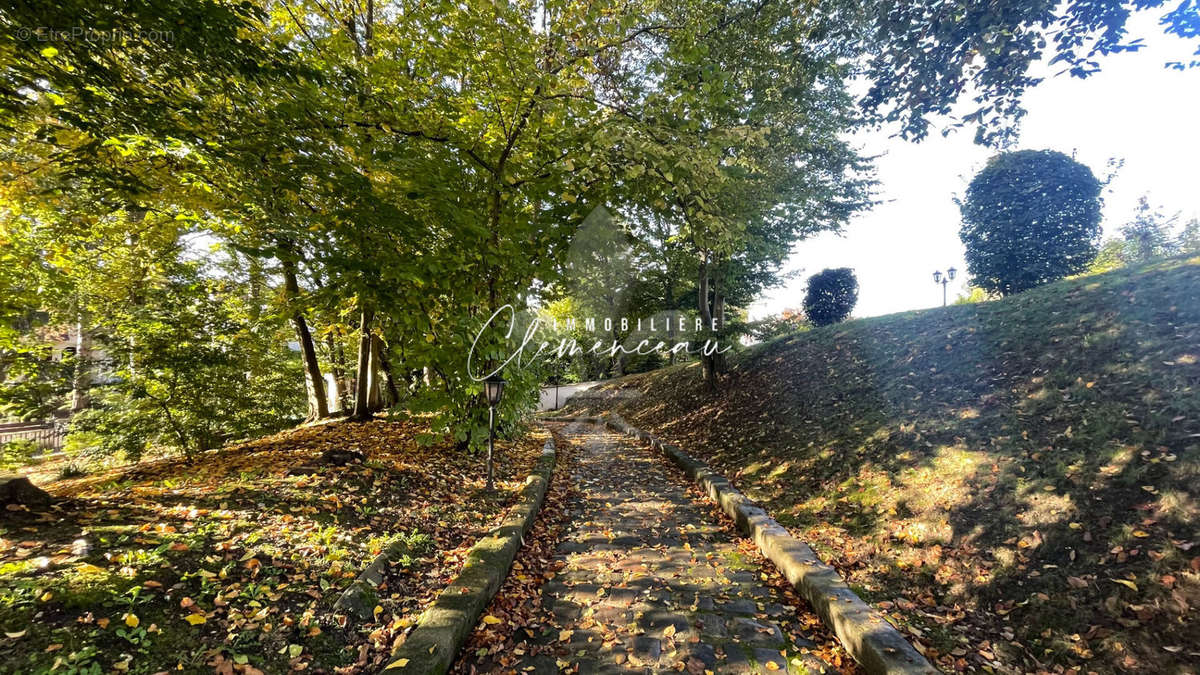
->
(367, 333), (383, 411)
(70, 309), (90, 413)
(352, 304), (375, 420)
(282, 257), (328, 421)
(697, 256), (717, 392)
(125, 209), (148, 379)
(377, 339), (401, 406)
(713, 285), (727, 374)
(325, 334), (347, 411)
(666, 277), (677, 366)
(246, 255), (266, 321)
(609, 301), (625, 377)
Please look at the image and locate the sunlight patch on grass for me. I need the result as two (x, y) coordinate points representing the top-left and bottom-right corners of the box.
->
(894, 445), (985, 515)
(1015, 491), (1075, 527)
(1153, 490), (1198, 522)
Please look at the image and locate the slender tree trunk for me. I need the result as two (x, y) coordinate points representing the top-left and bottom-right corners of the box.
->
(666, 277), (677, 365)
(713, 285), (727, 374)
(608, 297), (625, 377)
(70, 308), (89, 413)
(353, 304), (375, 420)
(125, 209), (148, 379)
(325, 334), (347, 411)
(246, 255), (266, 322)
(337, 339), (352, 409)
(377, 339), (401, 406)
(367, 333), (383, 411)
(282, 257), (328, 421)
(697, 256), (717, 392)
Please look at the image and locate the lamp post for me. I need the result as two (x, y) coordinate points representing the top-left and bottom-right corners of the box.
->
(933, 267), (957, 307)
(483, 374), (506, 492)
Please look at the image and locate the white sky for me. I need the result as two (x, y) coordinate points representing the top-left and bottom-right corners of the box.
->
(751, 10), (1200, 319)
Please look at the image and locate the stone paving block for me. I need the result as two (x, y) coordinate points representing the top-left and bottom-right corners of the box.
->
(752, 648), (789, 670)
(685, 642), (718, 669)
(720, 598), (758, 615)
(729, 616), (785, 645)
(763, 602), (789, 617)
(567, 628), (603, 652)
(636, 609), (690, 636)
(552, 599), (583, 621)
(606, 587), (640, 606)
(630, 635), (662, 663)
(592, 603), (628, 625)
(694, 612), (727, 638)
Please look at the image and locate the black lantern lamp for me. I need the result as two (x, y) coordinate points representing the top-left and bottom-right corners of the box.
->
(484, 375), (505, 491)
(933, 267), (957, 307)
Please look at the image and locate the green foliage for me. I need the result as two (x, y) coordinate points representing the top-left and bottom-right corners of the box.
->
(1178, 218), (1200, 254)
(857, 0), (1200, 144)
(803, 269), (859, 326)
(57, 462), (88, 480)
(0, 438), (38, 470)
(959, 150), (1103, 295)
(750, 310), (810, 342)
(2, 0), (1194, 457)
(1120, 197), (1180, 264)
(952, 286), (992, 305)
(68, 262), (305, 460)
(0, 352), (71, 421)
(1086, 238), (1131, 276)
(1087, 198), (1194, 276)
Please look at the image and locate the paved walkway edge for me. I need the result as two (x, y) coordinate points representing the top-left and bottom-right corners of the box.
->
(383, 434), (557, 674)
(550, 413), (938, 675)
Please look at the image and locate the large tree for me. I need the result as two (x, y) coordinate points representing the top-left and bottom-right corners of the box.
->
(959, 150), (1104, 296)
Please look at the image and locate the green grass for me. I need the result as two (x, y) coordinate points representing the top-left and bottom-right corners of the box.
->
(568, 255), (1200, 673)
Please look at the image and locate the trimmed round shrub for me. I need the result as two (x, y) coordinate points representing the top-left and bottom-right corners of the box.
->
(803, 268), (858, 326)
(959, 149), (1102, 295)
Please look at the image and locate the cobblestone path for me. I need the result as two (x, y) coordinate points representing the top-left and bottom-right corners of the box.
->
(499, 420), (838, 674)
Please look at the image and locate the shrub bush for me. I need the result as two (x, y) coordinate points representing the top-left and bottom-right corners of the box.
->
(803, 268), (859, 326)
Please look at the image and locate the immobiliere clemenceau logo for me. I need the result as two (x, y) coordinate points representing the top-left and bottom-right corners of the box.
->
(468, 206), (730, 381)
(467, 305), (730, 381)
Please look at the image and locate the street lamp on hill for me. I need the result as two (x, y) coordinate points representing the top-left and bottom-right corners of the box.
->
(484, 374), (506, 492)
(933, 267), (957, 307)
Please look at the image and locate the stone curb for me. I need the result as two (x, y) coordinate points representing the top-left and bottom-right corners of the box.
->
(334, 538), (419, 621)
(550, 413), (938, 675)
(380, 435), (556, 674)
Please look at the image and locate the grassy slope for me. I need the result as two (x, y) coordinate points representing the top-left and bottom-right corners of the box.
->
(1, 420), (545, 674)
(566, 256), (1200, 674)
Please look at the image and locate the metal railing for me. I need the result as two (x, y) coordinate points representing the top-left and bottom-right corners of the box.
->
(0, 420), (67, 452)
